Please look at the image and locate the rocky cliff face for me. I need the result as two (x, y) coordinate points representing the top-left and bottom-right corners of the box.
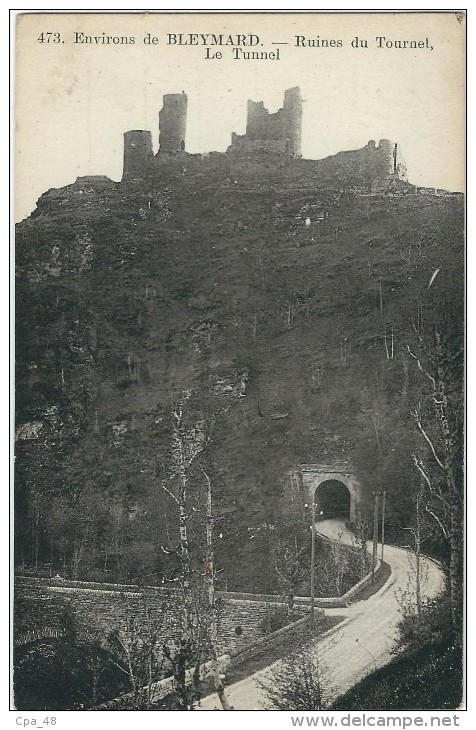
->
(15, 160), (463, 590)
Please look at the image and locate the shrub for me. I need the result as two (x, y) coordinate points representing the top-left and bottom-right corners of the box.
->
(14, 635), (128, 710)
(332, 592), (463, 710)
(258, 647), (330, 710)
(396, 593), (454, 654)
(332, 641), (462, 710)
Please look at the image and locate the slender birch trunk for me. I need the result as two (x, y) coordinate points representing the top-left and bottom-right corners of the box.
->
(203, 468), (231, 710)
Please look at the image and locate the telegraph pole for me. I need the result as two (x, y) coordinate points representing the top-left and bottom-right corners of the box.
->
(381, 490), (386, 562)
(372, 492), (379, 583)
(310, 498), (316, 629)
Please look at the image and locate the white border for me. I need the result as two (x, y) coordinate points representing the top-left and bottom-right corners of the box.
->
(5, 5), (469, 728)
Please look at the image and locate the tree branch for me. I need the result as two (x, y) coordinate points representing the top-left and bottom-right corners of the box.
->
(424, 505), (449, 539)
(407, 344), (436, 386)
(411, 408), (445, 469)
(274, 564), (292, 587)
(162, 483), (179, 504)
(412, 454), (433, 493)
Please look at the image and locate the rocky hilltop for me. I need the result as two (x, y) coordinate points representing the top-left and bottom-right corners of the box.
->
(15, 89), (463, 592)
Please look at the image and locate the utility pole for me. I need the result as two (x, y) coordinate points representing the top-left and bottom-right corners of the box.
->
(372, 492), (379, 583)
(310, 498), (316, 629)
(381, 490), (386, 562)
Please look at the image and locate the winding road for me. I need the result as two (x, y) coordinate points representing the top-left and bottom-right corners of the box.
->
(199, 519), (445, 710)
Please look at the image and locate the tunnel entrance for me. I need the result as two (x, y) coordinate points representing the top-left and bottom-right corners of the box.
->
(314, 479), (351, 521)
(300, 464), (361, 522)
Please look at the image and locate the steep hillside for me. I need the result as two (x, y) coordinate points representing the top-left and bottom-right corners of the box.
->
(15, 161), (464, 591)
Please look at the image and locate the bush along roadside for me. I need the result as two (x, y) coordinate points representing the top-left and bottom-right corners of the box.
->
(331, 593), (463, 710)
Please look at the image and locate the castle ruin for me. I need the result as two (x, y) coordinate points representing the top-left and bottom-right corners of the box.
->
(158, 92), (188, 153)
(121, 86), (407, 191)
(229, 86), (302, 157)
(123, 130), (153, 179)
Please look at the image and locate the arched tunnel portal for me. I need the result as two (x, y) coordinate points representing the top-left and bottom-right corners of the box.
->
(314, 479), (351, 521)
(299, 464), (361, 523)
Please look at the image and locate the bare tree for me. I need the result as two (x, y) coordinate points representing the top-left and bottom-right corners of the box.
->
(402, 477), (431, 619)
(272, 535), (307, 615)
(407, 319), (463, 634)
(106, 594), (169, 710)
(28, 483), (43, 572)
(161, 392), (231, 709)
(352, 517), (371, 580)
(327, 544), (350, 597)
(161, 391), (205, 708)
(202, 467), (231, 710)
(161, 393), (205, 610)
(384, 321), (394, 360)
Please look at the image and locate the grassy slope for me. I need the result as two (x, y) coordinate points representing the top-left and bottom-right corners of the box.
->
(331, 640), (463, 710)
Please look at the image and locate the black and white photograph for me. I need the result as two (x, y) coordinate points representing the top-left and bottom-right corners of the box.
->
(12, 10), (465, 715)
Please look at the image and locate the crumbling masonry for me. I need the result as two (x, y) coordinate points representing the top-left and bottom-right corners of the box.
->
(229, 86), (302, 157)
(121, 86), (408, 191)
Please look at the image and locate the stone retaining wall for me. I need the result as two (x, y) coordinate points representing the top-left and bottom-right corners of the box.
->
(15, 553), (383, 654)
(14, 578), (301, 656)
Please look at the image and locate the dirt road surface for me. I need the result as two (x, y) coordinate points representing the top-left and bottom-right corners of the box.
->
(198, 519), (445, 710)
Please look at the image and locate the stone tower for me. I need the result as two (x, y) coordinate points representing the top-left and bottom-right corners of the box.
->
(283, 87), (302, 157)
(376, 139), (407, 179)
(122, 130), (153, 180)
(159, 92), (188, 152)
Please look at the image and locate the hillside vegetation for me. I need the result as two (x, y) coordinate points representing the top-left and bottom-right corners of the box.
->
(15, 161), (463, 596)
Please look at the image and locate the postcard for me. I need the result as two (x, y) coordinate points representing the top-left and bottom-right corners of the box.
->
(13, 11), (465, 714)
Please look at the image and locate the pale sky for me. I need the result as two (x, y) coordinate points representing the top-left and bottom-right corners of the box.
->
(15, 12), (465, 222)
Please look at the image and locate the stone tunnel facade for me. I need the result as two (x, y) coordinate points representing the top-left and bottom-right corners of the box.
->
(299, 463), (361, 522)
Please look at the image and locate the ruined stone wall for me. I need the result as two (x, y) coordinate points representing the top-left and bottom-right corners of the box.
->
(230, 87), (302, 157)
(372, 139), (407, 187)
(246, 101), (285, 141)
(119, 89), (405, 188)
(159, 93), (188, 153)
(229, 135), (288, 156)
(154, 151), (231, 181)
(281, 139), (408, 191)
